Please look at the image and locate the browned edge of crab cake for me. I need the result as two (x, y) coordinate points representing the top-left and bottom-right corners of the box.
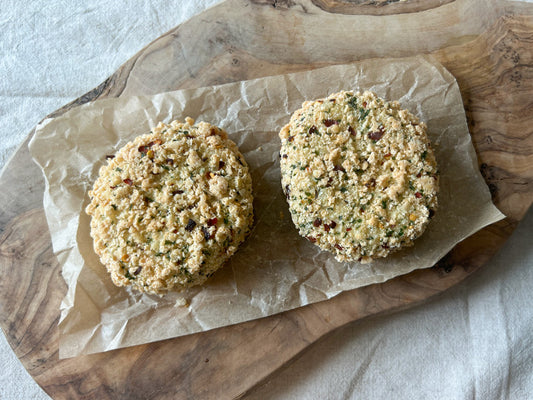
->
(86, 117), (254, 295)
(279, 91), (438, 263)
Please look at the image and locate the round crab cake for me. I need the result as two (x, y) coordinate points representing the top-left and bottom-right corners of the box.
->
(279, 91), (439, 263)
(86, 117), (254, 295)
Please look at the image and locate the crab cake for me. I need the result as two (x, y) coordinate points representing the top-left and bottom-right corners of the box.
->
(279, 91), (438, 263)
(86, 118), (254, 295)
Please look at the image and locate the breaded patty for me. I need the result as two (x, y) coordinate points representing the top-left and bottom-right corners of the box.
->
(86, 118), (254, 294)
(279, 91), (438, 263)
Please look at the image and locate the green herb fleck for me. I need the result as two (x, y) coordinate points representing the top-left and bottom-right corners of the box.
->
(125, 270), (136, 280)
(347, 96), (358, 110)
(359, 108), (370, 121)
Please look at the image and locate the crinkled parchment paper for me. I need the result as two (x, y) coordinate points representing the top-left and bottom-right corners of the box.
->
(29, 55), (504, 358)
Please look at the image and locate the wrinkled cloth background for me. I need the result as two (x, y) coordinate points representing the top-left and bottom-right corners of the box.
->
(0, 1), (531, 399)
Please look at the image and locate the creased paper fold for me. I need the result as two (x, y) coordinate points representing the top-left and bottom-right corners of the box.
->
(29, 55), (505, 358)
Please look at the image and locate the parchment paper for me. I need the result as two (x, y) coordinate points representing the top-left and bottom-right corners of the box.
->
(29, 55), (505, 359)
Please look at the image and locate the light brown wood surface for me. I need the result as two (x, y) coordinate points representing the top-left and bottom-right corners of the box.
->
(1, 1), (533, 399)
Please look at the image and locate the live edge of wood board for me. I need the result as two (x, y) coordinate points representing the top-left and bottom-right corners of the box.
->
(0, 1), (532, 399)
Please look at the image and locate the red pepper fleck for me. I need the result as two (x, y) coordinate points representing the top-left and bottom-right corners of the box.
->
(166, 158), (174, 165)
(306, 236), (317, 243)
(110, 185), (117, 189)
(323, 119), (338, 127)
(288, 136), (294, 142)
(346, 228), (352, 232)
(415, 192), (422, 198)
(138, 140), (160, 153)
(333, 165), (345, 172)
(416, 172), (422, 178)
(309, 125), (318, 134)
(348, 126), (356, 136)
(123, 178), (133, 186)
(133, 266), (143, 275)
(368, 127), (384, 141)
(324, 224), (331, 232)
(334, 244), (343, 251)
(381, 244), (390, 249)
(219, 160), (225, 169)
(105, 155), (115, 160)
(329, 99), (336, 103)
(207, 218), (218, 226)
(313, 218), (322, 227)
(362, 101), (367, 107)
(329, 221), (337, 229)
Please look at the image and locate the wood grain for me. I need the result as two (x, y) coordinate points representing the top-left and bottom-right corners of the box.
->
(1, 1), (533, 399)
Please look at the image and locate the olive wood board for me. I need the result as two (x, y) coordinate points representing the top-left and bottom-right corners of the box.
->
(1, 0), (533, 399)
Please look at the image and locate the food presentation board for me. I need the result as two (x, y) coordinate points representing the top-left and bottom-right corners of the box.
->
(1, 1), (532, 399)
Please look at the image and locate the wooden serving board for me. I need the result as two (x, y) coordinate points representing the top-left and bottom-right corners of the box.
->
(1, 1), (533, 399)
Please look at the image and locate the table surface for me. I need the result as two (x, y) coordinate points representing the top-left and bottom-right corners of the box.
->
(1, 1), (532, 399)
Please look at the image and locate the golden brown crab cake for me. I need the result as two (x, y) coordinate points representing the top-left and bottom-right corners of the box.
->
(279, 91), (438, 263)
(86, 117), (254, 295)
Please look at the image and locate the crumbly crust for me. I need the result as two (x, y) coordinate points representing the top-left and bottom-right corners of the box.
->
(279, 91), (438, 262)
(86, 118), (253, 294)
